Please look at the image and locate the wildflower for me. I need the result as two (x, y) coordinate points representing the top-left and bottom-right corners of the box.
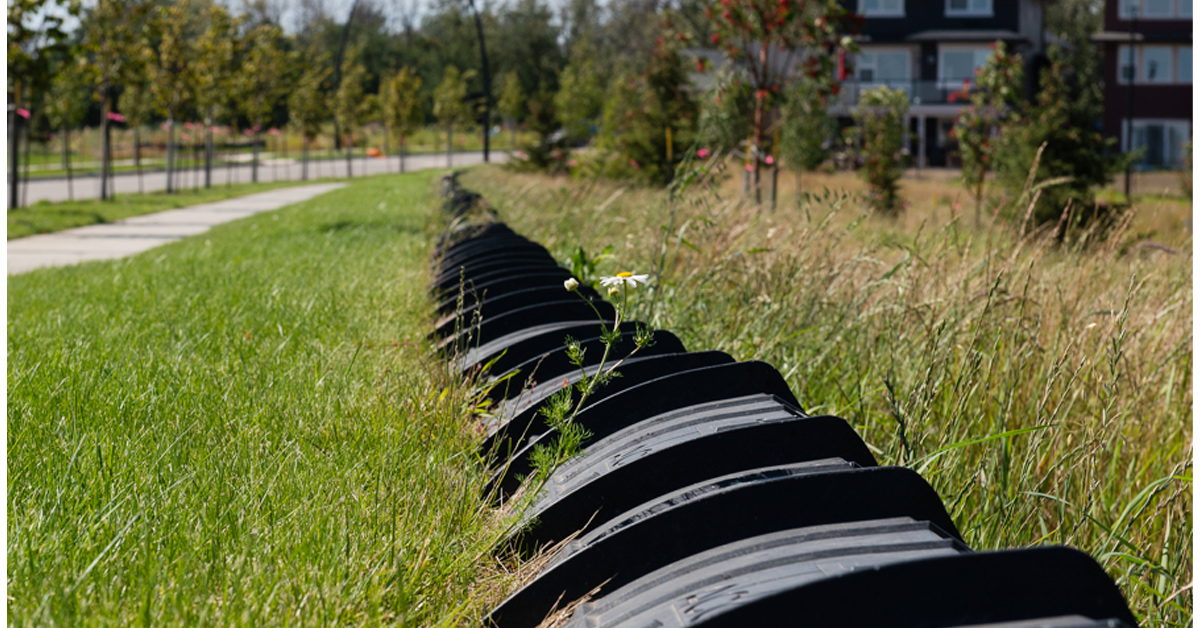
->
(765, 155), (774, 165)
(608, 287), (619, 296)
(564, 277), (580, 291)
(600, 271), (650, 289)
(697, 148), (710, 158)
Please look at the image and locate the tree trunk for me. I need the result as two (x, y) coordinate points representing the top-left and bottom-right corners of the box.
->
(510, 120), (516, 151)
(100, 86), (111, 201)
(9, 89), (20, 210)
(205, 109), (214, 188)
(167, 115), (176, 193)
(345, 132), (353, 177)
(252, 126), (260, 183)
(193, 136), (200, 190)
(446, 125), (453, 167)
(64, 125), (74, 201)
(752, 92), (764, 205)
(974, 176), (984, 227)
(467, 0), (491, 163)
(135, 127), (143, 194)
(61, 125), (69, 168)
(400, 137), (406, 173)
(22, 116), (32, 207)
(302, 138), (309, 181)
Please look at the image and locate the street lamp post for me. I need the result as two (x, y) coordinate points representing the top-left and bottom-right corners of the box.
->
(1124, 6), (1137, 199)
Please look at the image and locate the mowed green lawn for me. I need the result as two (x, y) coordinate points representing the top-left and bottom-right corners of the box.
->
(8, 171), (508, 625)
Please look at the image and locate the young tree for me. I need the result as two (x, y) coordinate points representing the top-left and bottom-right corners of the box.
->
(600, 17), (698, 185)
(850, 85), (908, 213)
(697, 66), (753, 153)
(81, 0), (149, 201)
(8, 0), (78, 208)
(235, 23), (292, 183)
(193, 4), (239, 188)
(779, 77), (831, 191)
(334, 49), (369, 177)
(521, 83), (567, 170)
(705, 0), (857, 202)
(43, 59), (89, 200)
(433, 65), (476, 167)
(381, 67), (424, 173)
(119, 59), (154, 194)
(952, 41), (1023, 225)
(147, 3), (195, 194)
(289, 58), (331, 181)
(994, 51), (1122, 229)
(553, 46), (605, 143)
(497, 70), (526, 149)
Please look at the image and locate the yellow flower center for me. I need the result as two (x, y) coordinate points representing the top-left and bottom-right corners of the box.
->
(617, 271), (633, 278)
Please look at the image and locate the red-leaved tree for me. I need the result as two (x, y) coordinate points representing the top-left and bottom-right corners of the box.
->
(705, 0), (859, 202)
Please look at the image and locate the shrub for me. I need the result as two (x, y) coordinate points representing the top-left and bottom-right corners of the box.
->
(597, 16), (698, 186)
(696, 66), (754, 153)
(994, 50), (1124, 229)
(779, 78), (833, 182)
(850, 85), (909, 213)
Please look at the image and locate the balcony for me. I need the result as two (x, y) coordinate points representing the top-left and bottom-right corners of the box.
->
(832, 78), (977, 108)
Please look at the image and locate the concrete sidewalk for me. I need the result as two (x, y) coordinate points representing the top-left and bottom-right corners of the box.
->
(7, 183), (345, 274)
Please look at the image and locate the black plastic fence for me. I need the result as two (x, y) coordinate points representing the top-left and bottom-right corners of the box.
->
(432, 174), (1139, 628)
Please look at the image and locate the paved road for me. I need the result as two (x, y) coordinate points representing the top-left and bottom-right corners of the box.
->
(8, 183), (346, 274)
(13, 150), (509, 205)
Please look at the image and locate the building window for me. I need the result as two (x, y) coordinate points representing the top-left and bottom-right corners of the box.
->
(1119, 46), (1137, 82)
(1126, 120), (1191, 168)
(939, 46), (991, 87)
(1119, 45), (1191, 83)
(857, 50), (912, 86)
(1143, 46), (1174, 83)
(859, 0), (904, 17)
(1120, 0), (1192, 18)
(1145, 0), (1173, 16)
(946, 0), (992, 16)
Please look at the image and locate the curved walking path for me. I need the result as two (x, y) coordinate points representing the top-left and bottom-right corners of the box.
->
(7, 183), (345, 274)
(15, 150), (505, 205)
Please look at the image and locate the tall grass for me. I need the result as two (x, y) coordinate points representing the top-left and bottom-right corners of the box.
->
(8, 171), (512, 625)
(463, 163), (1192, 627)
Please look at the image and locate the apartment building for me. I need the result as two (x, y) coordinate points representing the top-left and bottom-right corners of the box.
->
(1094, 0), (1192, 169)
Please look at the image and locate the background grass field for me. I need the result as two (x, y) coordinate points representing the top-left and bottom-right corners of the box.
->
(7, 162), (1192, 626)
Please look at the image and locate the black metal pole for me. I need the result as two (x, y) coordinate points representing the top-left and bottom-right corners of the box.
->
(9, 92), (20, 210)
(466, 0), (491, 162)
(332, 0), (361, 154)
(1124, 8), (1137, 199)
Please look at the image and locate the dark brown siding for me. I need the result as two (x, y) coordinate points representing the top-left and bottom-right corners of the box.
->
(1099, 41), (1193, 139)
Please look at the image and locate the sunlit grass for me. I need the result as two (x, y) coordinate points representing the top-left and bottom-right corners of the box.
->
(7, 170), (511, 625)
(463, 162), (1192, 627)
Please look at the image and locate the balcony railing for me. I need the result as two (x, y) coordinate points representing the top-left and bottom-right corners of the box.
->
(832, 79), (978, 107)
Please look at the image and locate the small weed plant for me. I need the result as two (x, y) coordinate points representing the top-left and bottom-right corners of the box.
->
(525, 272), (656, 489)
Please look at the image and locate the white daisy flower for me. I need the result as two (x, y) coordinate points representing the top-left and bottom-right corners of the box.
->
(599, 271), (650, 289)
(564, 277), (580, 291)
